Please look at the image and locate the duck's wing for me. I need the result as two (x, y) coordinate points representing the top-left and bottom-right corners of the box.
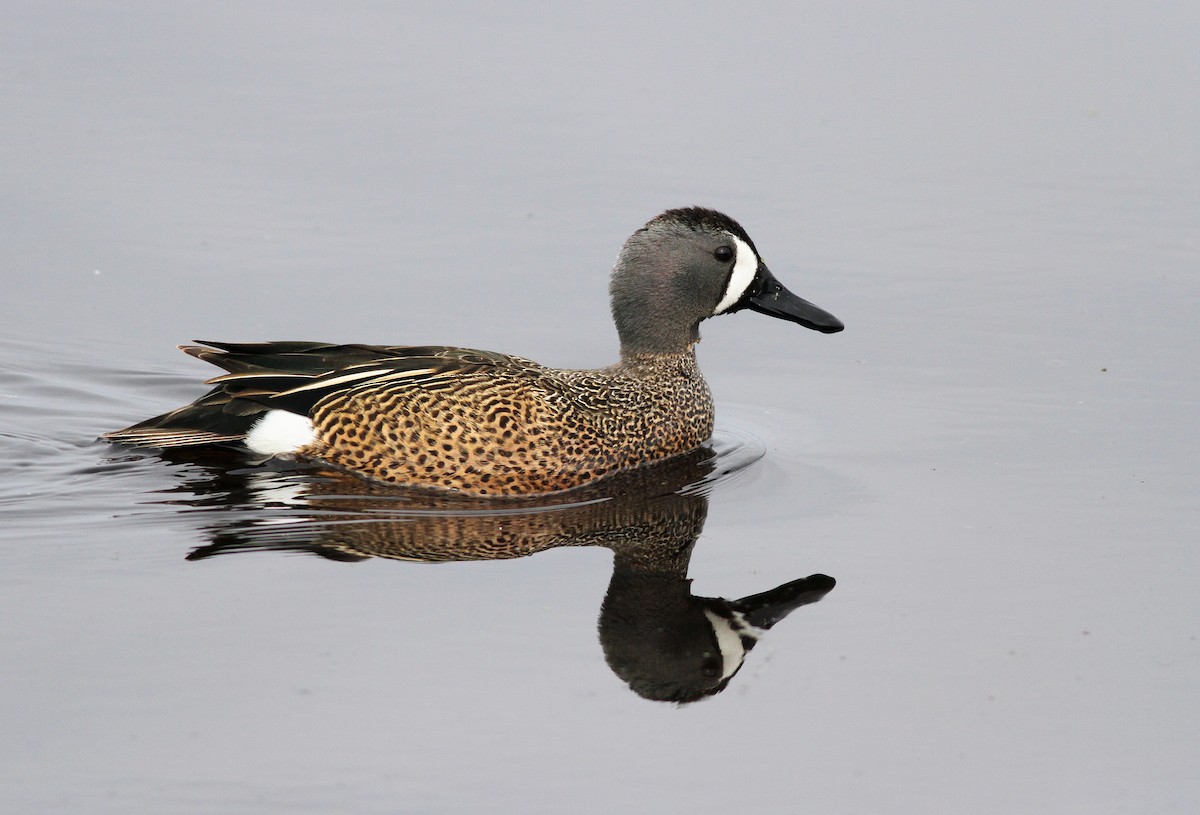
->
(102, 341), (527, 449)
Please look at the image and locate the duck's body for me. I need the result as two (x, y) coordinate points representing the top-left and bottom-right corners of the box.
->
(129, 342), (714, 495)
(104, 207), (843, 496)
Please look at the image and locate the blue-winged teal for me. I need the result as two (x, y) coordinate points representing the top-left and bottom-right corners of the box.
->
(104, 207), (844, 496)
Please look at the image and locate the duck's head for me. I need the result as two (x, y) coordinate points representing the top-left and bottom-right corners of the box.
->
(610, 207), (844, 355)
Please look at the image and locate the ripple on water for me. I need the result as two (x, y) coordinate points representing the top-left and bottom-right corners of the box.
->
(1, 331), (770, 547)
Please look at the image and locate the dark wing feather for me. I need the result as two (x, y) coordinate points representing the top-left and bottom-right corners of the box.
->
(103, 341), (523, 449)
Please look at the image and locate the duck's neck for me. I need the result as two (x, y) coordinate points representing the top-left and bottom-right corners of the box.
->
(618, 342), (698, 367)
(613, 345), (703, 383)
(612, 299), (702, 356)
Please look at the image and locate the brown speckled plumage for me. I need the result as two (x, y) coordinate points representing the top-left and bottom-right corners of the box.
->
(304, 349), (712, 495)
(104, 207), (844, 495)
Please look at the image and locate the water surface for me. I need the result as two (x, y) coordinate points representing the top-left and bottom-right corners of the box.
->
(2, 3), (1198, 814)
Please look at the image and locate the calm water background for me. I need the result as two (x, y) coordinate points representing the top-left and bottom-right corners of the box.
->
(2, 3), (1198, 813)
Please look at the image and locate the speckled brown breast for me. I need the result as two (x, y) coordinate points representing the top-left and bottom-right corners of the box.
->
(298, 350), (714, 496)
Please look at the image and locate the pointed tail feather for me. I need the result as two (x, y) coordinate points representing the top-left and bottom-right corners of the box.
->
(102, 386), (265, 449)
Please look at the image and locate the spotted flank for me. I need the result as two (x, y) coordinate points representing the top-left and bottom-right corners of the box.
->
(104, 207), (844, 495)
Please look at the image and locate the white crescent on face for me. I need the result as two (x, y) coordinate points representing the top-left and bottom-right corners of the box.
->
(712, 235), (759, 316)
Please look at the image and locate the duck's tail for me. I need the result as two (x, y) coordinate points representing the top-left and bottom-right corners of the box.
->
(101, 340), (341, 449)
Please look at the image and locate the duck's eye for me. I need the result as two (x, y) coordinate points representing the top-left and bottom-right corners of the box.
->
(714, 245), (734, 262)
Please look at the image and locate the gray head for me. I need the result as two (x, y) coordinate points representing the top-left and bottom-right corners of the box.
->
(609, 207), (844, 355)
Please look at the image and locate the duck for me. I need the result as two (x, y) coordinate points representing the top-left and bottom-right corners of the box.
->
(103, 207), (844, 496)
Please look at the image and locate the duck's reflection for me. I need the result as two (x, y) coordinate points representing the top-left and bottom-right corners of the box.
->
(162, 445), (835, 702)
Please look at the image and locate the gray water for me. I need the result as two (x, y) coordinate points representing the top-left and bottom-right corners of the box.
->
(3, 3), (1198, 813)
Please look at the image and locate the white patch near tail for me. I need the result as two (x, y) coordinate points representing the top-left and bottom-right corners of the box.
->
(713, 235), (759, 315)
(244, 410), (316, 456)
